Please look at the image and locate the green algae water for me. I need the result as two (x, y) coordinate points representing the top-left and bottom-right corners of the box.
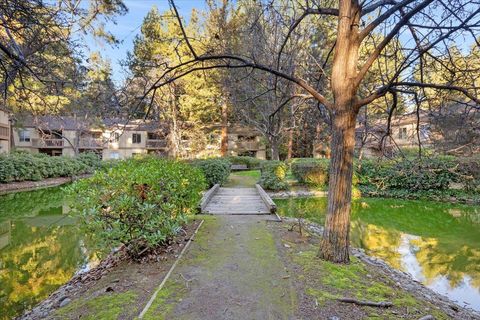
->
(0, 187), (98, 319)
(275, 196), (480, 311)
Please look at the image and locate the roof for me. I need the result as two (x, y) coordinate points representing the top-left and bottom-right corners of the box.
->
(14, 116), (168, 132)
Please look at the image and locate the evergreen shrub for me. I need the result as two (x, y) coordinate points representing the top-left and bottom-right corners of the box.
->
(259, 160), (289, 190)
(69, 157), (206, 258)
(192, 158), (231, 187)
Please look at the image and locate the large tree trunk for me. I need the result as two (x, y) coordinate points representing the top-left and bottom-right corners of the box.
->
(318, 110), (357, 263)
(318, 0), (361, 263)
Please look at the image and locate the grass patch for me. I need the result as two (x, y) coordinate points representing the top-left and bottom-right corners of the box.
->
(235, 170), (261, 178)
(224, 170), (260, 187)
(286, 241), (449, 318)
(306, 288), (340, 305)
(142, 280), (187, 320)
(55, 291), (137, 320)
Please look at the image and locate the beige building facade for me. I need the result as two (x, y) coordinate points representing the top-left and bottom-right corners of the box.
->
(0, 108), (10, 154)
(312, 111), (432, 158)
(8, 117), (266, 160)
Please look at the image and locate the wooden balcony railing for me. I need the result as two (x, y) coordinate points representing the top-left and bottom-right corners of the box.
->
(146, 139), (167, 149)
(32, 138), (64, 148)
(78, 138), (105, 149)
(0, 124), (8, 140)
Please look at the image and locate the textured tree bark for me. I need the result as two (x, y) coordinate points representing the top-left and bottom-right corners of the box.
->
(220, 102), (228, 156)
(319, 110), (357, 262)
(318, 0), (361, 263)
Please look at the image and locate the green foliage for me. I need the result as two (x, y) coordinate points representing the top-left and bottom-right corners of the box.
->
(192, 158), (231, 187)
(258, 161), (289, 190)
(357, 156), (457, 192)
(0, 152), (100, 183)
(77, 152), (102, 169)
(456, 155), (480, 192)
(227, 156), (264, 169)
(69, 157), (206, 258)
(290, 158), (330, 187)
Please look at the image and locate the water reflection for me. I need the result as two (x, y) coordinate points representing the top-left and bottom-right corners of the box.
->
(275, 197), (480, 311)
(0, 187), (96, 320)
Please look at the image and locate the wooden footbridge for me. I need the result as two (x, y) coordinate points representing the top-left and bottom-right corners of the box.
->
(200, 184), (277, 215)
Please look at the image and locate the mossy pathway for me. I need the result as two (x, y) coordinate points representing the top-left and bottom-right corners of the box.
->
(141, 215), (296, 319)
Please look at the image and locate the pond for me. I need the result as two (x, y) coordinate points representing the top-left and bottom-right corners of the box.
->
(0, 187), (98, 320)
(275, 196), (480, 311)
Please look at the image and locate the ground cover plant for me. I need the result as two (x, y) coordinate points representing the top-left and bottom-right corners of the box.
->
(69, 156), (206, 259)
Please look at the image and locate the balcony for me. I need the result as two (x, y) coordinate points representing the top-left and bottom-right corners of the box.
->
(146, 139), (167, 149)
(78, 138), (105, 149)
(32, 138), (64, 148)
(0, 124), (8, 140)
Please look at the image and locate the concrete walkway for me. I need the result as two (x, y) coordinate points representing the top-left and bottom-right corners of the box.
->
(141, 215), (296, 320)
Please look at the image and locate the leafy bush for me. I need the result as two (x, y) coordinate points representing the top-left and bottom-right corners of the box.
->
(77, 152), (102, 169)
(192, 158), (231, 187)
(0, 151), (98, 183)
(357, 156), (457, 192)
(454, 155), (480, 192)
(69, 157), (206, 258)
(258, 160), (289, 190)
(290, 158), (330, 187)
(227, 156), (263, 169)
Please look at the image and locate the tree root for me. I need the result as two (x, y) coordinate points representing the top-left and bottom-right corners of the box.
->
(337, 297), (393, 308)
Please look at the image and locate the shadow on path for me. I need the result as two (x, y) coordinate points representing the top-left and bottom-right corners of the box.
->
(141, 215), (296, 320)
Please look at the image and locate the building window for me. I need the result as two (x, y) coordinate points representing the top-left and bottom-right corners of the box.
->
(19, 130), (30, 142)
(398, 127), (407, 139)
(110, 152), (120, 159)
(111, 132), (120, 143)
(132, 133), (141, 144)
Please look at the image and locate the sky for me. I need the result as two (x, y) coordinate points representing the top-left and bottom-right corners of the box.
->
(84, 0), (206, 83)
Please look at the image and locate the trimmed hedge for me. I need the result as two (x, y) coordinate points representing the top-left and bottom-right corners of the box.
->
(290, 158), (330, 187)
(258, 160), (289, 190)
(0, 151), (101, 183)
(227, 156), (263, 169)
(69, 157), (206, 258)
(192, 158), (231, 187)
(357, 156), (457, 192)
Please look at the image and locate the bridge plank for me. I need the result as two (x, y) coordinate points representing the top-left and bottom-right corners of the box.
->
(202, 187), (271, 215)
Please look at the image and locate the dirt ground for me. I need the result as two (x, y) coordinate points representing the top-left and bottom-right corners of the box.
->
(139, 215), (477, 320)
(19, 220), (202, 320)
(22, 214), (479, 320)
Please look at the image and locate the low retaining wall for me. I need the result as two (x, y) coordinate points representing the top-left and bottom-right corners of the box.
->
(0, 174), (91, 195)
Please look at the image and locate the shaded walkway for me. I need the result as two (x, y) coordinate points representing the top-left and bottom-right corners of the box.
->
(141, 215), (296, 320)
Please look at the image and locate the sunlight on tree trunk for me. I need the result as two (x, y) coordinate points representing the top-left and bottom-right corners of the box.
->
(319, 111), (357, 263)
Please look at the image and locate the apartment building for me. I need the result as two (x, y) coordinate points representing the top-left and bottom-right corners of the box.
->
(9, 116), (266, 160)
(355, 111), (432, 157)
(312, 111), (432, 158)
(11, 117), (169, 159)
(0, 107), (10, 154)
(226, 124), (266, 159)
